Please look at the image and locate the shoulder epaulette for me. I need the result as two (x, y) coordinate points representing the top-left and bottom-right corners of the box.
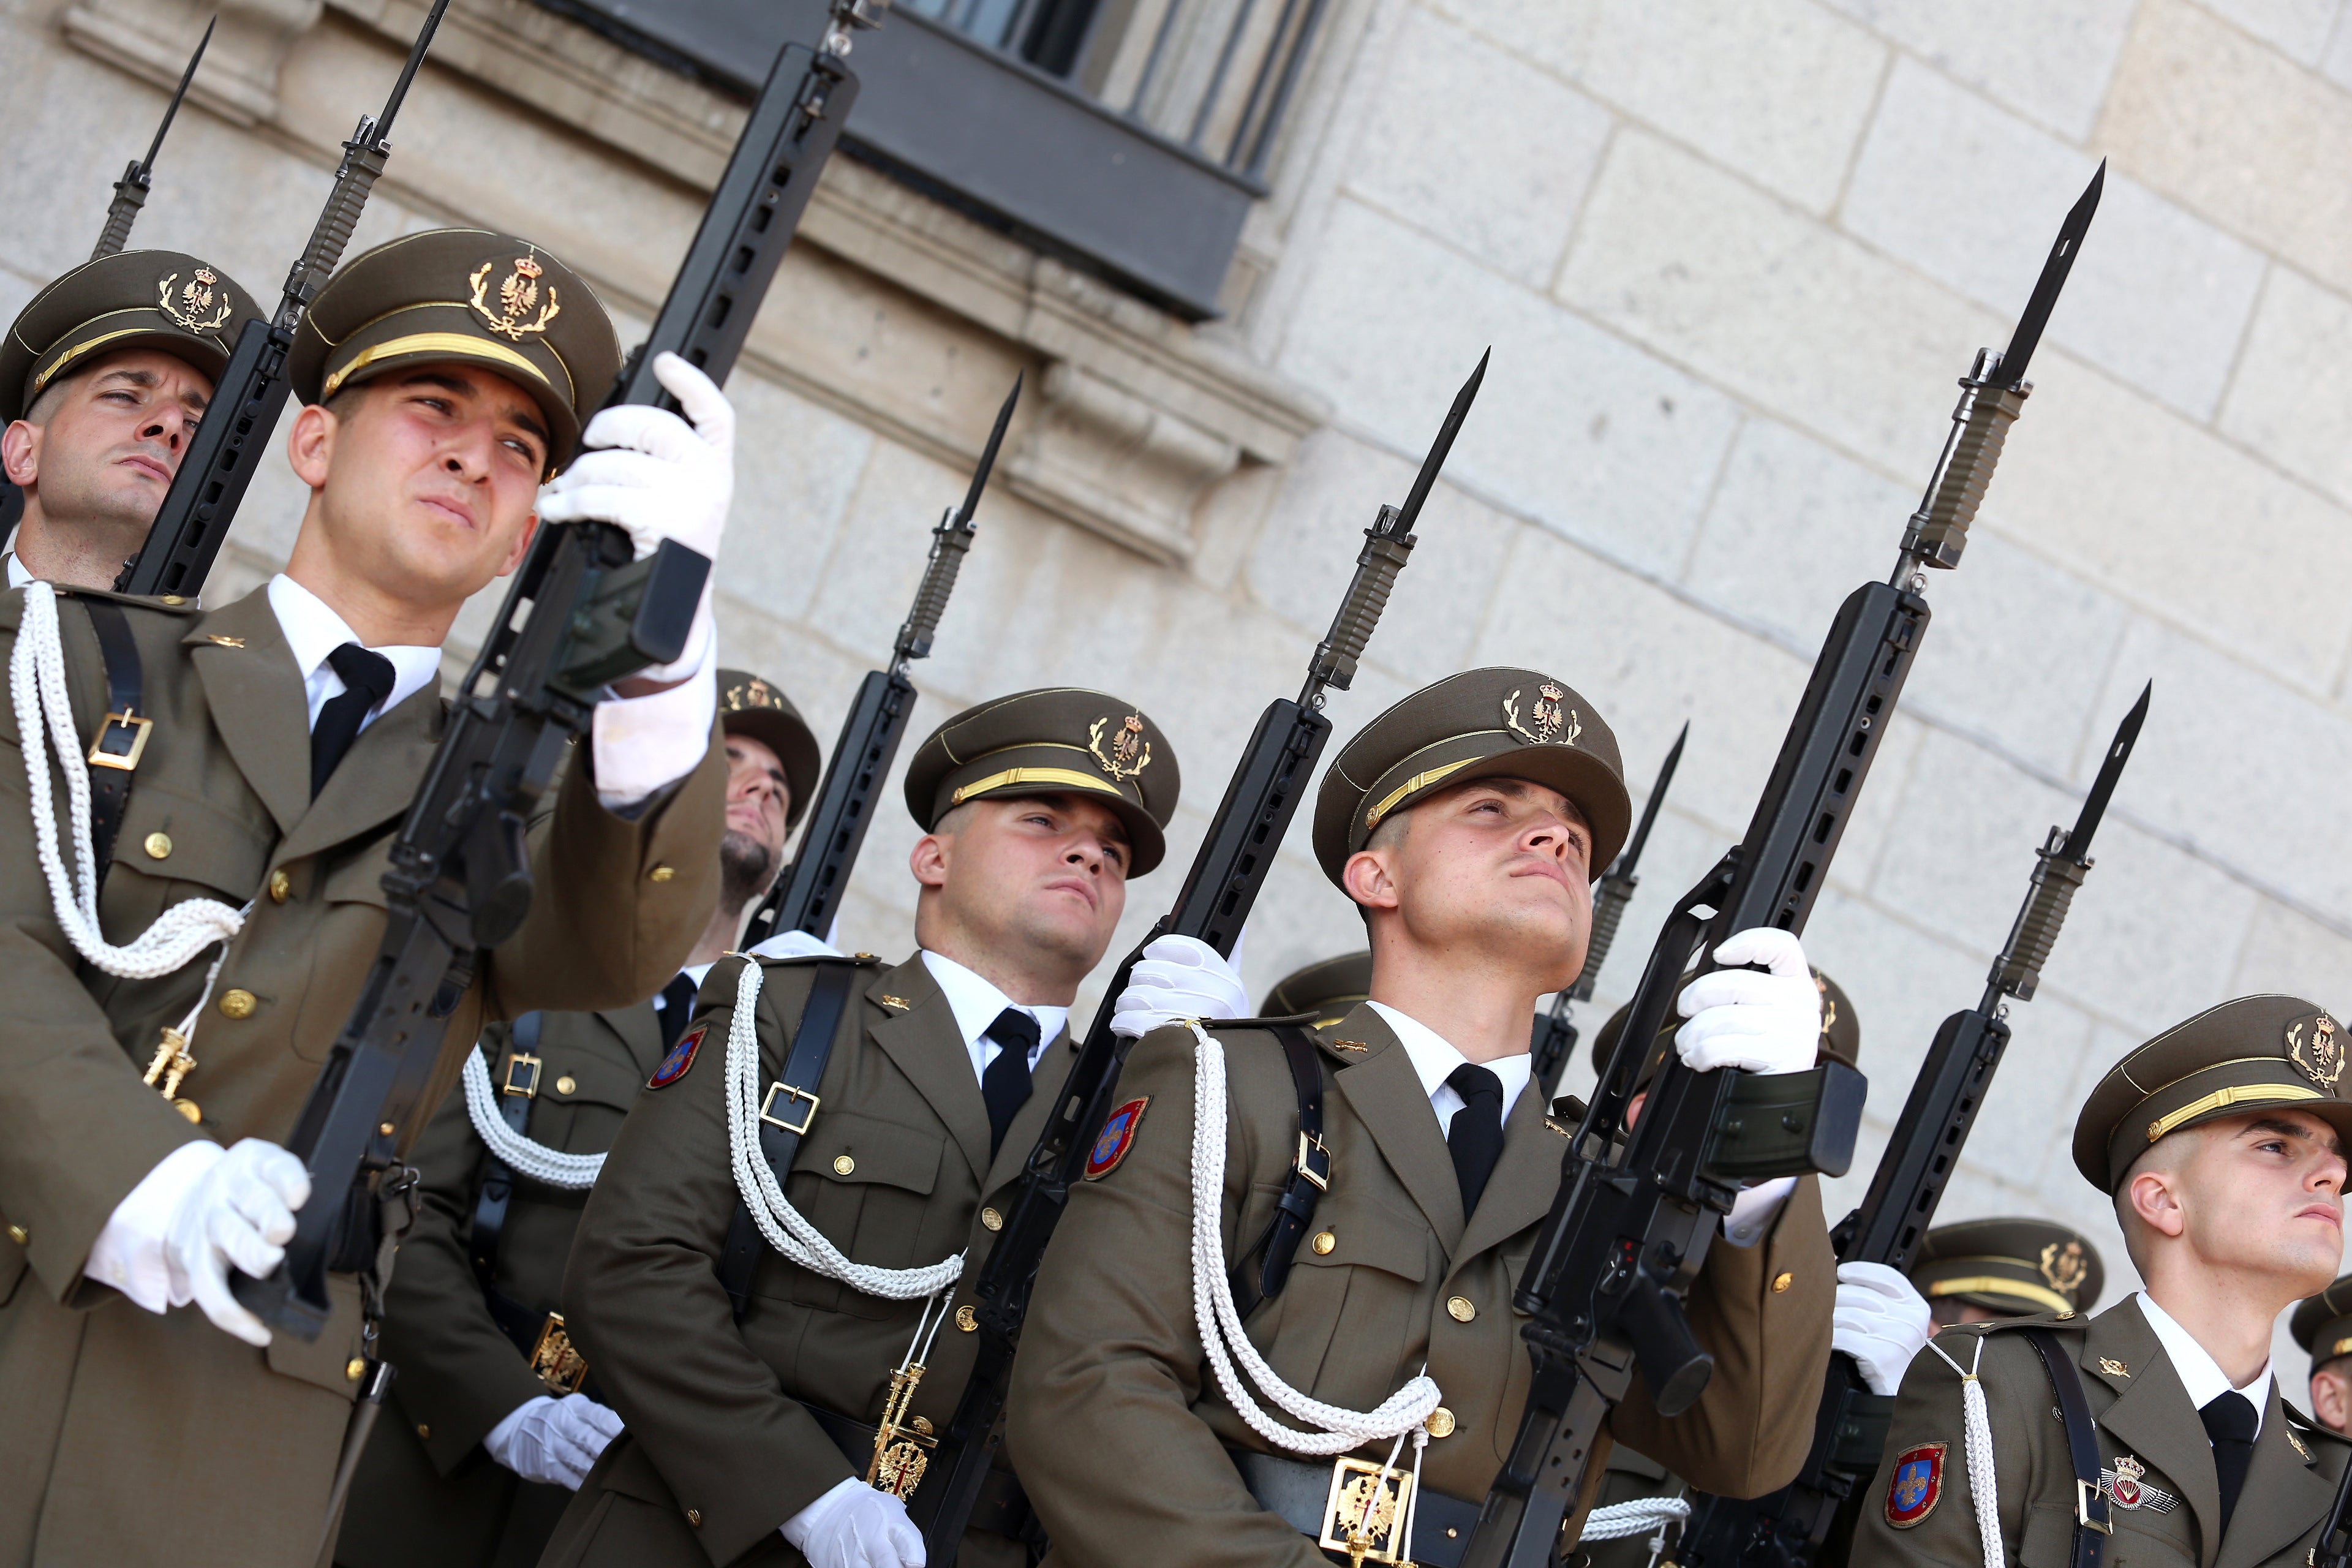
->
(1202, 1012), (1317, 1031)
(58, 585), (203, 615)
(744, 949), (886, 968)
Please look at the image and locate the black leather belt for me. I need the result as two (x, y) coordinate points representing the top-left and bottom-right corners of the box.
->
(1227, 1447), (1479, 1567)
(806, 1403), (1041, 1543)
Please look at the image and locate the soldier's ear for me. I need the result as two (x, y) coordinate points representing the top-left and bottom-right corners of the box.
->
(1343, 845), (1399, 914)
(286, 400), (337, 492)
(497, 511), (540, 578)
(909, 829), (952, 891)
(1, 420), (37, 487)
(2125, 1164), (2188, 1243)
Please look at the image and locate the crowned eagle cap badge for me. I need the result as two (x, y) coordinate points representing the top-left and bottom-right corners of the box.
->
(2289, 1014), (2344, 1089)
(469, 255), (561, 342)
(157, 268), (232, 333)
(1088, 713), (1152, 783)
(1503, 682), (1580, 747)
(2040, 1240), (2089, 1297)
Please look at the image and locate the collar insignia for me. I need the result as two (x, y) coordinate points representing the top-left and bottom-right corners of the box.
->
(2040, 1240), (2089, 1297)
(878, 995), (911, 1011)
(1087, 713), (1152, 782)
(2288, 1427), (2314, 1461)
(157, 268), (232, 333)
(1503, 682), (1580, 746)
(2288, 1014), (2344, 1089)
(2098, 1357), (2130, 1378)
(469, 256), (561, 342)
(1330, 1039), (1370, 1053)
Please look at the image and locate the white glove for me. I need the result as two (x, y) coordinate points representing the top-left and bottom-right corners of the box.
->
(1834, 1262), (1936, 1396)
(162, 1137), (311, 1348)
(1673, 929), (1821, 1075)
(483, 1392), (625, 1490)
(1110, 932), (1250, 1039)
(749, 928), (846, 962)
(782, 1476), (925, 1568)
(537, 350), (733, 684)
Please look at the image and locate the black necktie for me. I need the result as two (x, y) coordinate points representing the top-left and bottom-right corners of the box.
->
(310, 643), (395, 797)
(981, 1007), (1041, 1156)
(655, 971), (699, 1051)
(1446, 1063), (1507, 1217)
(2201, 1389), (2258, 1536)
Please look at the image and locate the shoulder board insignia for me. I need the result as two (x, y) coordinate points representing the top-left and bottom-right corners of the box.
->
(1084, 1096), (1150, 1181)
(1884, 1443), (1945, 1528)
(755, 951), (884, 967)
(648, 1022), (705, 1088)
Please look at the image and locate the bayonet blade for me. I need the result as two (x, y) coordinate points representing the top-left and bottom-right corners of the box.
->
(2063, 679), (2147, 862)
(138, 17), (213, 178)
(371, 0), (451, 143)
(954, 372), (1020, 528)
(1616, 722), (1687, 876)
(1996, 160), (2103, 390)
(1391, 347), (1488, 534)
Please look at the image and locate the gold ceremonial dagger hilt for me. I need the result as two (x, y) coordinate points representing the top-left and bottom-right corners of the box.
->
(869, 1292), (953, 1498)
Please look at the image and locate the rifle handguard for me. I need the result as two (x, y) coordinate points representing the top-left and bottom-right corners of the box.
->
(895, 518), (973, 663)
(1307, 509), (1414, 694)
(285, 135), (388, 314)
(92, 170), (145, 261)
(1900, 352), (2030, 571)
(1572, 872), (1637, 1001)
(1989, 834), (2087, 1003)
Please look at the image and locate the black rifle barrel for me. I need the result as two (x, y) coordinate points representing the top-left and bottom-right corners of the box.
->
(1674, 683), (2145, 1568)
(116, 0), (452, 599)
(90, 15), (213, 260)
(230, 6), (871, 1340)
(1466, 170), (2103, 1568)
(744, 371), (1019, 948)
(913, 352), (1490, 1563)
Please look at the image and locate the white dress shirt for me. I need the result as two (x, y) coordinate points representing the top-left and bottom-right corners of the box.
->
(267, 575), (442, 732)
(5, 546), (29, 589)
(2138, 1291), (2271, 1434)
(921, 949), (1066, 1084)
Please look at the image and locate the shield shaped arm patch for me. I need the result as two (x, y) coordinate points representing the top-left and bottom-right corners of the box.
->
(1885, 1442), (1946, 1528)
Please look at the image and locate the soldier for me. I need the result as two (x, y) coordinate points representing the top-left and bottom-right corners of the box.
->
(1005, 667), (1841, 1568)
(1909, 1218), (2105, 1327)
(1259, 951), (1371, 1029)
(335, 671), (823, 1568)
(0, 249), (263, 588)
(1853, 996), (2352, 1568)
(2290, 1277), (2352, 1434)
(541, 688), (1185, 1568)
(0, 227), (734, 1568)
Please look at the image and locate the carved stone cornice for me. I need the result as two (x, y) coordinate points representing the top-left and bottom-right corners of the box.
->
(64, 0), (324, 125)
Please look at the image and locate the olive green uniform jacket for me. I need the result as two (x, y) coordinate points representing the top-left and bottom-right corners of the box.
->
(543, 951), (1076, 1568)
(1850, 1301), (2350, 1568)
(1002, 1005), (1839, 1568)
(336, 1000), (668, 1568)
(0, 586), (726, 1568)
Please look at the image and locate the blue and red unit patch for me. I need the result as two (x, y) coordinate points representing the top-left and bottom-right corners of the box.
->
(649, 1023), (706, 1089)
(1884, 1442), (1945, 1528)
(1084, 1097), (1150, 1180)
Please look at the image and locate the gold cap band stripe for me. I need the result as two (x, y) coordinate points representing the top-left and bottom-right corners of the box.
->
(2146, 1082), (2321, 1144)
(2333, 1336), (2352, 1358)
(949, 766), (1126, 808)
(32, 325), (181, 398)
(1924, 1276), (2076, 1316)
(322, 332), (554, 402)
(1365, 758), (1479, 832)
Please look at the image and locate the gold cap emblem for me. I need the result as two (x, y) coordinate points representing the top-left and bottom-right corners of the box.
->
(1504, 681), (1580, 746)
(157, 268), (232, 333)
(469, 255), (562, 342)
(2289, 1014), (2343, 1090)
(1088, 713), (1152, 782)
(725, 676), (777, 714)
(2040, 1239), (2088, 1298)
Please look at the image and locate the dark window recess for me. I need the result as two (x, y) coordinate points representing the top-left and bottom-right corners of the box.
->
(533, 0), (1330, 319)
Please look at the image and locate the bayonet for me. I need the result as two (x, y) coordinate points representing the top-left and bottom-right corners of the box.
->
(1995, 161), (2104, 392)
(91, 16), (213, 260)
(893, 374), (1019, 673)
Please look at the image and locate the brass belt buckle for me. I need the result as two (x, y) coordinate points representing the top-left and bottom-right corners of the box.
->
(1296, 1129), (1331, 1192)
(761, 1081), (821, 1136)
(1319, 1455), (1414, 1566)
(2075, 1477), (2113, 1534)
(867, 1363), (936, 1500)
(502, 1052), (542, 1098)
(530, 1311), (590, 1395)
(88, 709), (153, 772)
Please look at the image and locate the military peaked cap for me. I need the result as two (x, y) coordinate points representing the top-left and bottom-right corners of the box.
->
(2291, 1275), (2352, 1365)
(902, 688), (1180, 875)
(0, 249), (263, 422)
(1589, 967), (1860, 1077)
(717, 668), (821, 832)
(1910, 1218), (2103, 1319)
(1313, 668), (1629, 890)
(1260, 952), (1371, 1028)
(288, 228), (619, 467)
(2073, 994), (2352, 1192)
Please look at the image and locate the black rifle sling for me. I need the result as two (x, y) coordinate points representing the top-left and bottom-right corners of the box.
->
(80, 599), (146, 879)
(2024, 1327), (2111, 1568)
(1228, 1025), (1328, 1317)
(718, 961), (858, 1321)
(467, 1011), (543, 1294)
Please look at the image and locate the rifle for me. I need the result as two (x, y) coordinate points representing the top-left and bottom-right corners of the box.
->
(230, 0), (883, 1341)
(1464, 162), (2105, 1568)
(2315, 1446), (2352, 1568)
(741, 372), (1020, 948)
(1531, 722), (1686, 1098)
(115, 0), (451, 599)
(1673, 680), (2146, 1568)
(91, 17), (213, 260)
(912, 349), (1491, 1562)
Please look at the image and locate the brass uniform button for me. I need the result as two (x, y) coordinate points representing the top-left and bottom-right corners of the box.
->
(686, 1509), (702, 1528)
(956, 1305), (978, 1332)
(144, 832), (172, 859)
(981, 1207), (1003, 1231)
(1447, 1295), (1476, 1323)
(556, 1076), (578, 1096)
(378, 1123), (396, 1138)
(7, 1224), (26, 1245)
(268, 869), (290, 903)
(345, 1359), (366, 1382)
(160, 595), (186, 606)
(218, 989), (257, 1020)
(417, 1424), (431, 1440)
(833, 1155), (856, 1176)
(174, 1101), (201, 1124)
(1425, 1407), (1457, 1439)
(1311, 1231), (1336, 1255)
(1771, 1272), (1794, 1294)
(649, 865), (676, 883)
